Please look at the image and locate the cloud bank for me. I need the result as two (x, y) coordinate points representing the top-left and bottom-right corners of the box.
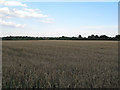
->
(0, 7), (48, 18)
(0, 0), (53, 28)
(0, 20), (26, 28)
(0, 0), (27, 7)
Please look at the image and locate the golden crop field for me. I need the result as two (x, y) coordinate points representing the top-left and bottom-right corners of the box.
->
(2, 40), (119, 88)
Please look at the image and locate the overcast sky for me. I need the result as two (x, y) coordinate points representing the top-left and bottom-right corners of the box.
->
(0, 0), (118, 37)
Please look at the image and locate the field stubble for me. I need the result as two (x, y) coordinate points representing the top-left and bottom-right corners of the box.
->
(2, 40), (119, 88)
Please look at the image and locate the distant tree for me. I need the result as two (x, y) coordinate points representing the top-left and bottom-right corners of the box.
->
(62, 36), (65, 38)
(115, 35), (120, 40)
(88, 34), (95, 39)
(94, 35), (99, 39)
(78, 35), (82, 38)
(99, 35), (109, 39)
(2, 35), (119, 40)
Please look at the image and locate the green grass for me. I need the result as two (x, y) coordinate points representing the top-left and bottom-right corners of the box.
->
(2, 40), (119, 88)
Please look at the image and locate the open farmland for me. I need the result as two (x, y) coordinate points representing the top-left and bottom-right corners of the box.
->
(2, 40), (119, 88)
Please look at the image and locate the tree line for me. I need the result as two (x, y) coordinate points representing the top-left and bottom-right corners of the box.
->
(2, 34), (120, 40)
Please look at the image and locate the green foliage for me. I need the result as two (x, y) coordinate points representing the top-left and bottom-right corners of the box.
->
(2, 34), (119, 40)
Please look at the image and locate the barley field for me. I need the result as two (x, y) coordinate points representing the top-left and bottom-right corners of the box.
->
(2, 40), (119, 88)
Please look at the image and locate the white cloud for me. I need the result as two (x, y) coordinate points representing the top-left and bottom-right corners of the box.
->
(0, 0), (27, 7)
(13, 8), (48, 18)
(0, 7), (11, 15)
(0, 20), (26, 28)
(0, 0), (53, 29)
(24, 8), (40, 12)
(40, 18), (55, 23)
(0, 7), (48, 18)
(0, 14), (11, 19)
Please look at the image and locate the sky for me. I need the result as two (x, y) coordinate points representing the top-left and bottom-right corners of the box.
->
(0, 0), (118, 37)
